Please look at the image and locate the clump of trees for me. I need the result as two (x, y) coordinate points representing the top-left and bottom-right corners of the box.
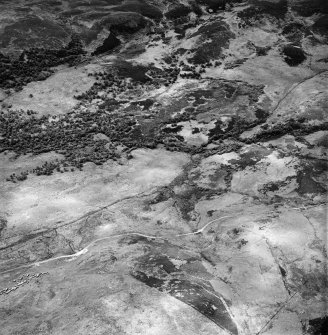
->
(6, 171), (28, 182)
(0, 105), (152, 181)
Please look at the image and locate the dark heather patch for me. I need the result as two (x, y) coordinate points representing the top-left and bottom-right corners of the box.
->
(282, 45), (307, 66)
(308, 316), (328, 335)
(92, 33), (120, 55)
(132, 271), (239, 335)
(133, 271), (165, 288)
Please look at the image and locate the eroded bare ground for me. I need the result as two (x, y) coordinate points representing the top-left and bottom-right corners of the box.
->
(0, 1), (327, 334)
